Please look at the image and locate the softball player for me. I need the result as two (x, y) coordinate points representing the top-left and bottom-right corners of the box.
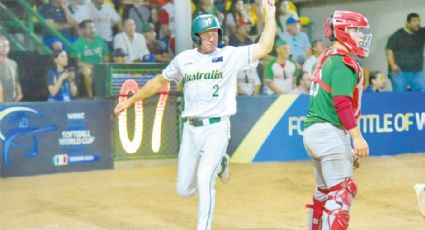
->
(303, 10), (371, 230)
(114, 1), (276, 229)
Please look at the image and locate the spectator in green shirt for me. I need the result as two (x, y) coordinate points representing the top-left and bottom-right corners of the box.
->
(72, 19), (110, 97)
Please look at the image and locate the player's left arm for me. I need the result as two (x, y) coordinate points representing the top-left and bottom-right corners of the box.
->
(252, 0), (276, 62)
(114, 74), (170, 115)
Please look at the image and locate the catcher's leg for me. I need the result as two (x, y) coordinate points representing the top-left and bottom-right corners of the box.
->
(306, 188), (327, 230)
(306, 158), (327, 230)
(322, 178), (357, 230)
(318, 129), (354, 230)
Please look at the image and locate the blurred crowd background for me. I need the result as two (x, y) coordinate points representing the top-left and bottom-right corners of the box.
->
(0, 0), (424, 102)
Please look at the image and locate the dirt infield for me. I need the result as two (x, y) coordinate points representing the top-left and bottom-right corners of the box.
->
(1, 154), (424, 230)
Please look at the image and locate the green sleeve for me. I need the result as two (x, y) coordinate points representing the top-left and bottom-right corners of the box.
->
(264, 59), (275, 80)
(71, 40), (81, 58)
(101, 38), (110, 55)
(331, 64), (358, 97)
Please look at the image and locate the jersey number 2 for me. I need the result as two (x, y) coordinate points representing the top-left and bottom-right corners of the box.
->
(213, 85), (219, 97)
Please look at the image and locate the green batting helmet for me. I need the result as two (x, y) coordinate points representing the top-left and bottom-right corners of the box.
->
(191, 14), (223, 45)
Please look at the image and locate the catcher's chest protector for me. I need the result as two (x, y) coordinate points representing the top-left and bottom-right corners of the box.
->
(310, 48), (364, 118)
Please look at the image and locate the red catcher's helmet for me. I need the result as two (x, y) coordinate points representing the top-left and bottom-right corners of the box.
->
(325, 10), (372, 58)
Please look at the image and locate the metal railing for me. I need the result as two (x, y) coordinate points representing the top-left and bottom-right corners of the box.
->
(0, 0), (78, 54)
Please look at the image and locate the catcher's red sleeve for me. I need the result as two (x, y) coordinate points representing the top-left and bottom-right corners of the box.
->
(333, 95), (357, 130)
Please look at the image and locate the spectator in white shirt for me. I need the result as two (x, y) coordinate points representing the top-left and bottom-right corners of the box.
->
(113, 18), (150, 63)
(237, 68), (261, 96)
(73, 0), (121, 46)
(263, 39), (297, 95)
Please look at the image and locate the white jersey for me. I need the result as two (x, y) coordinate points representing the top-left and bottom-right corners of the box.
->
(163, 45), (257, 118)
(113, 32), (150, 63)
(73, 3), (121, 42)
(264, 59), (296, 95)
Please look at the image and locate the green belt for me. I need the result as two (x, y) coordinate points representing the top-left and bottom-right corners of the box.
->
(185, 117), (221, 127)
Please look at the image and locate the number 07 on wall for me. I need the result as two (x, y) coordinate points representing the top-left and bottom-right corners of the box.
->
(117, 79), (170, 154)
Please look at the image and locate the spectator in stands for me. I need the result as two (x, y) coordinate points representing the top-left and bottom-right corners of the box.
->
(128, 0), (151, 34)
(289, 72), (310, 94)
(143, 23), (171, 63)
(112, 48), (127, 64)
(193, 0), (223, 21)
(228, 18), (252, 46)
(276, 0), (298, 34)
(35, 0), (50, 7)
(51, 40), (63, 51)
(237, 68), (261, 96)
(263, 39), (296, 95)
(0, 37), (23, 102)
(226, 17), (260, 96)
(278, 16), (311, 65)
(303, 39), (325, 75)
(72, 19), (110, 97)
(113, 18), (150, 63)
(386, 12), (425, 92)
(150, 6), (161, 36)
(224, 0), (253, 37)
(38, 0), (78, 49)
(159, 0), (175, 54)
(364, 71), (387, 93)
(73, 0), (122, 49)
(249, 0), (264, 37)
(46, 50), (78, 101)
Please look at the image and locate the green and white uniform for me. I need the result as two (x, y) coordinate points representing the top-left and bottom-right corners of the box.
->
(163, 44), (257, 230)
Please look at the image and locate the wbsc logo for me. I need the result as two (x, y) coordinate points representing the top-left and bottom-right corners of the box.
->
(0, 106), (57, 168)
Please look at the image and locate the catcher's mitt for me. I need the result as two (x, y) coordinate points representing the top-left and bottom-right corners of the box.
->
(353, 156), (360, 169)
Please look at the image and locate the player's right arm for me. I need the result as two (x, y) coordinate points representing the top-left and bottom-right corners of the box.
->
(114, 74), (170, 115)
(347, 127), (369, 158)
(251, 0), (276, 61)
(385, 49), (400, 72)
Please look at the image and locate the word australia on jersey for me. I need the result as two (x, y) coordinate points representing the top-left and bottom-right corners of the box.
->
(183, 70), (224, 83)
(162, 45), (257, 118)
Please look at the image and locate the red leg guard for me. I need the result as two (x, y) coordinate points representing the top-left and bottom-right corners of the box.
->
(306, 187), (328, 230)
(332, 211), (349, 230)
(324, 178), (358, 230)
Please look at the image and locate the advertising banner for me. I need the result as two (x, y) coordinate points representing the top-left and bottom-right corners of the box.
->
(0, 100), (113, 177)
(230, 93), (425, 163)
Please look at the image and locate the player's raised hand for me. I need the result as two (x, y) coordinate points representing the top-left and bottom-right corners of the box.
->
(114, 99), (132, 116)
(262, 0), (276, 19)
